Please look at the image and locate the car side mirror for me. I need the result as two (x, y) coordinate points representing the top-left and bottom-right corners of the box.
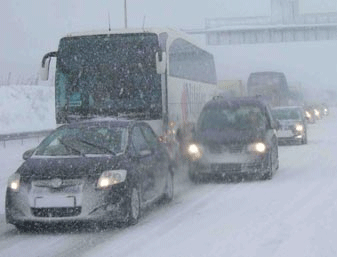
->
(23, 148), (35, 160)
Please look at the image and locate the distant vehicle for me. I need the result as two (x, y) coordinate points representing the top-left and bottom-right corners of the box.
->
(304, 106), (316, 124)
(271, 106), (308, 144)
(39, 28), (218, 164)
(311, 105), (323, 120)
(6, 119), (174, 231)
(322, 104), (329, 116)
(322, 104), (330, 116)
(217, 80), (245, 97)
(186, 96), (279, 181)
(247, 71), (290, 107)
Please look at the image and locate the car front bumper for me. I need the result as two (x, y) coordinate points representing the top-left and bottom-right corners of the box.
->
(5, 181), (129, 225)
(188, 151), (269, 177)
(277, 129), (305, 143)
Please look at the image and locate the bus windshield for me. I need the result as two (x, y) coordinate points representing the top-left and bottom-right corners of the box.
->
(247, 72), (289, 106)
(248, 73), (282, 87)
(55, 33), (162, 123)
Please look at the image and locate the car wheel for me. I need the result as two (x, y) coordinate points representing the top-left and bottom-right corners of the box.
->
(274, 143), (279, 170)
(188, 169), (201, 183)
(162, 171), (174, 203)
(261, 152), (273, 180)
(126, 186), (141, 226)
(302, 133), (308, 144)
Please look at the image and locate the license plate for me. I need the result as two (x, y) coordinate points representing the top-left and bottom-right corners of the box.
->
(35, 196), (75, 208)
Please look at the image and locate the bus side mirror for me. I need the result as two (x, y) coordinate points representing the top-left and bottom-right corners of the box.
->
(40, 60), (50, 81)
(156, 52), (166, 74)
(40, 51), (57, 81)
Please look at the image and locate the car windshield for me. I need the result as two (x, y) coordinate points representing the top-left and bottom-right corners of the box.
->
(34, 125), (128, 156)
(198, 105), (266, 131)
(272, 108), (301, 120)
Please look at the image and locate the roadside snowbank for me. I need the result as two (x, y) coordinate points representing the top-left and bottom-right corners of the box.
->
(0, 85), (56, 134)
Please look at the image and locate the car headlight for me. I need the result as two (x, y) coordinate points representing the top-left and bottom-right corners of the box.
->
(247, 142), (266, 153)
(305, 111), (311, 118)
(295, 124), (304, 132)
(8, 173), (20, 192)
(97, 170), (127, 189)
(314, 109), (320, 116)
(187, 143), (203, 160)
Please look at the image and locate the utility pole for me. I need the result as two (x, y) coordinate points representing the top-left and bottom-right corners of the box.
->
(124, 0), (128, 28)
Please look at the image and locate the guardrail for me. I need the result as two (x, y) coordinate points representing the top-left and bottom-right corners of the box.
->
(0, 129), (54, 148)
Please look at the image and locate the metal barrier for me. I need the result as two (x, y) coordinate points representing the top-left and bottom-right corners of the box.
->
(0, 130), (54, 148)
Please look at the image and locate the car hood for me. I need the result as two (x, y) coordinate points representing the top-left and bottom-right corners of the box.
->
(194, 128), (266, 145)
(17, 155), (125, 180)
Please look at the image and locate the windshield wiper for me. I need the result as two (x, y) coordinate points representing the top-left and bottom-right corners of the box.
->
(58, 138), (86, 156)
(75, 138), (116, 155)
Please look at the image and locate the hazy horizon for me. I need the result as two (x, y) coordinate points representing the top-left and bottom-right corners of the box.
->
(1, 0), (336, 90)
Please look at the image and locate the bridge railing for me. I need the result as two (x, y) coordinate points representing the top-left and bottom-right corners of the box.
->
(205, 13), (337, 29)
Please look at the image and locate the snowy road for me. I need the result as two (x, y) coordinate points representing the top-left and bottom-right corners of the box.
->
(0, 111), (337, 257)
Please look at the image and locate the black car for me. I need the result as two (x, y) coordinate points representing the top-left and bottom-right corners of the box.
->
(6, 119), (174, 231)
(186, 96), (279, 181)
(272, 106), (308, 144)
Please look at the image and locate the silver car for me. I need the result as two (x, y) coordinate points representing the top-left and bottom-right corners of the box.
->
(272, 106), (308, 144)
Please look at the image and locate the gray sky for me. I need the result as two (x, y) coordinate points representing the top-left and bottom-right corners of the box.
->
(0, 0), (336, 89)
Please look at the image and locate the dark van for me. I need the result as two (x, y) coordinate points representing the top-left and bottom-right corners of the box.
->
(187, 96), (279, 181)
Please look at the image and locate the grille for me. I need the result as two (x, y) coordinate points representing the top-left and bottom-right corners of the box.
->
(211, 163), (242, 172)
(281, 125), (294, 130)
(32, 179), (83, 187)
(208, 144), (244, 154)
(32, 207), (81, 218)
(228, 144), (244, 153)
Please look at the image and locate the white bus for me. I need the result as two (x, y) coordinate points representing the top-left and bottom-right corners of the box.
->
(40, 28), (218, 160)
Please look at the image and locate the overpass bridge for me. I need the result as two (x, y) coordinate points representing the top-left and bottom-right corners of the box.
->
(184, 0), (337, 45)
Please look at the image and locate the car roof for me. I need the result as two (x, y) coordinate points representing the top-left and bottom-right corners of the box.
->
(60, 118), (137, 129)
(204, 96), (269, 110)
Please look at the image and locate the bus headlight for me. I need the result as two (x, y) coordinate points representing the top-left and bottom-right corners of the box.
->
(97, 170), (127, 189)
(187, 143), (203, 160)
(8, 173), (20, 192)
(247, 142), (266, 153)
(295, 124), (304, 132)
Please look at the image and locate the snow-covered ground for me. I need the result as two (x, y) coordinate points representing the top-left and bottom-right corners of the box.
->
(0, 85), (55, 134)
(0, 107), (336, 256)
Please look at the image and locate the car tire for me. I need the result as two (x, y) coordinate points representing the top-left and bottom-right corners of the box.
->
(302, 133), (308, 144)
(261, 151), (273, 180)
(188, 169), (201, 183)
(274, 143), (279, 170)
(162, 171), (174, 203)
(126, 186), (141, 226)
